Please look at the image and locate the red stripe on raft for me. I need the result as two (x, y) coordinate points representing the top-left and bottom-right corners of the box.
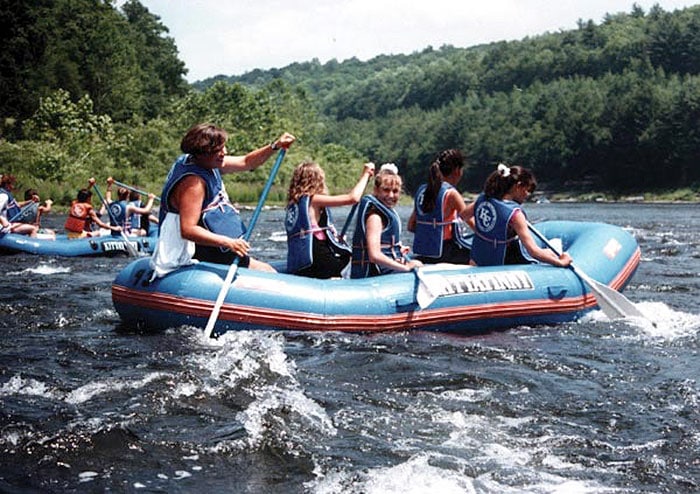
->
(112, 248), (640, 333)
(113, 285), (588, 332)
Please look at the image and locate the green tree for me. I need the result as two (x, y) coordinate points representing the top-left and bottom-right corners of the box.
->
(121, 0), (189, 118)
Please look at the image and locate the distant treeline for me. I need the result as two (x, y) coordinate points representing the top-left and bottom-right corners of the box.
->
(1, 1), (698, 206)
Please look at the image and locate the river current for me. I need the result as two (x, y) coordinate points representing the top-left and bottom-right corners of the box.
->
(1, 203), (698, 493)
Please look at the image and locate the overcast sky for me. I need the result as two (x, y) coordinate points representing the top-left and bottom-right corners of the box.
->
(124, 0), (698, 82)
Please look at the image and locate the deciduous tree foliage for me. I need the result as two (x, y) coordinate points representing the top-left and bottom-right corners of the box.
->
(1, 2), (699, 202)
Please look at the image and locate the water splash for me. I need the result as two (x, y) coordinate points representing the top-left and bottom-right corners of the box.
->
(0, 374), (52, 398)
(65, 372), (171, 404)
(186, 331), (336, 453)
(579, 301), (698, 341)
(7, 262), (71, 276)
(269, 231), (287, 243)
(629, 301), (700, 340)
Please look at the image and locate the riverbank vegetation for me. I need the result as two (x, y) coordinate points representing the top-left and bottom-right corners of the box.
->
(1, 1), (698, 208)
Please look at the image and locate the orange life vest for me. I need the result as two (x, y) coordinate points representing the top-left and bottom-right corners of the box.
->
(64, 201), (93, 233)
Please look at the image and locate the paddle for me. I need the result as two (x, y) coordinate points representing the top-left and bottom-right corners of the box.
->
(113, 180), (161, 202)
(415, 267), (442, 309)
(203, 149), (287, 338)
(527, 221), (650, 322)
(6, 202), (36, 224)
(91, 183), (140, 257)
(339, 203), (358, 239)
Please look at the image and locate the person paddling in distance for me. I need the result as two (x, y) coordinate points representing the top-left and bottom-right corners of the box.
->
(20, 189), (54, 225)
(104, 177), (156, 237)
(150, 123), (296, 279)
(407, 148), (474, 264)
(0, 174), (39, 237)
(64, 179), (122, 238)
(468, 163), (572, 267)
(17, 189), (56, 238)
(128, 188), (159, 236)
(350, 163), (423, 278)
(285, 160), (375, 278)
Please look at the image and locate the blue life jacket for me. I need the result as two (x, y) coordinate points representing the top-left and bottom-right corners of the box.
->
(0, 188), (21, 221)
(412, 182), (453, 258)
(285, 195), (314, 273)
(285, 195), (350, 274)
(15, 202), (38, 224)
(159, 154), (246, 249)
(108, 200), (128, 237)
(351, 195), (402, 278)
(128, 200), (141, 233)
(470, 193), (534, 266)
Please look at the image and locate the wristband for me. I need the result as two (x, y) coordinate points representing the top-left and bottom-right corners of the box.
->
(270, 141), (279, 151)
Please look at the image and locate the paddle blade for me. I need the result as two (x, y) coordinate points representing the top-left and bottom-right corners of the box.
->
(574, 267), (647, 320)
(415, 268), (439, 309)
(527, 220), (651, 324)
(122, 233), (139, 257)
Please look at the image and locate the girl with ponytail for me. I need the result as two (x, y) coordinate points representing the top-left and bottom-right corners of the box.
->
(407, 149), (474, 264)
(469, 163), (572, 268)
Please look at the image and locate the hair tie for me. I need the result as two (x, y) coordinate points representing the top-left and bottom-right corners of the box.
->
(379, 163), (398, 174)
(497, 163), (511, 177)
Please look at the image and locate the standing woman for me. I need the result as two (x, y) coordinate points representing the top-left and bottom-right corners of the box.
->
(407, 149), (473, 264)
(285, 161), (374, 278)
(150, 123), (296, 278)
(469, 163), (572, 267)
(351, 164), (423, 278)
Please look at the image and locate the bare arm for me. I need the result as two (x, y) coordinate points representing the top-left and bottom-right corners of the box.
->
(366, 213), (422, 273)
(170, 175), (250, 257)
(311, 163), (374, 208)
(510, 212), (572, 267)
(89, 210), (117, 230)
(126, 194), (155, 216)
(407, 209), (416, 232)
(39, 199), (53, 215)
(220, 132), (296, 174)
(449, 190), (476, 230)
(105, 177), (114, 203)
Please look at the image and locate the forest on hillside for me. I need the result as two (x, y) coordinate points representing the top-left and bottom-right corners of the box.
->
(215, 3), (700, 196)
(1, 1), (699, 206)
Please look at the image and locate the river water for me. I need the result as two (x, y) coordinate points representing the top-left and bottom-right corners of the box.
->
(1, 203), (698, 493)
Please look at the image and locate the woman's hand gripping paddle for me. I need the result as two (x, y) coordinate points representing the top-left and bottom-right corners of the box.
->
(203, 149), (287, 339)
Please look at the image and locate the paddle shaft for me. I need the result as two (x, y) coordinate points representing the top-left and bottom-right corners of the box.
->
(92, 183), (139, 257)
(7, 202), (36, 224)
(339, 203), (358, 239)
(113, 181), (161, 202)
(203, 149), (287, 338)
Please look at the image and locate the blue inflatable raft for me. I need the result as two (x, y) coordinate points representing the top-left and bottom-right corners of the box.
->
(112, 221), (641, 335)
(0, 229), (158, 257)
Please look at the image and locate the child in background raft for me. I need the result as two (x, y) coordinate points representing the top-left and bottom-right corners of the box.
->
(408, 148), (474, 264)
(17, 189), (55, 238)
(285, 161), (375, 278)
(350, 163), (423, 278)
(128, 188), (159, 236)
(64, 179), (121, 238)
(468, 163), (572, 267)
(0, 174), (38, 237)
(104, 177), (156, 237)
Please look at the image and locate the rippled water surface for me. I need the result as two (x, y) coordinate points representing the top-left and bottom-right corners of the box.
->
(1, 203), (698, 493)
